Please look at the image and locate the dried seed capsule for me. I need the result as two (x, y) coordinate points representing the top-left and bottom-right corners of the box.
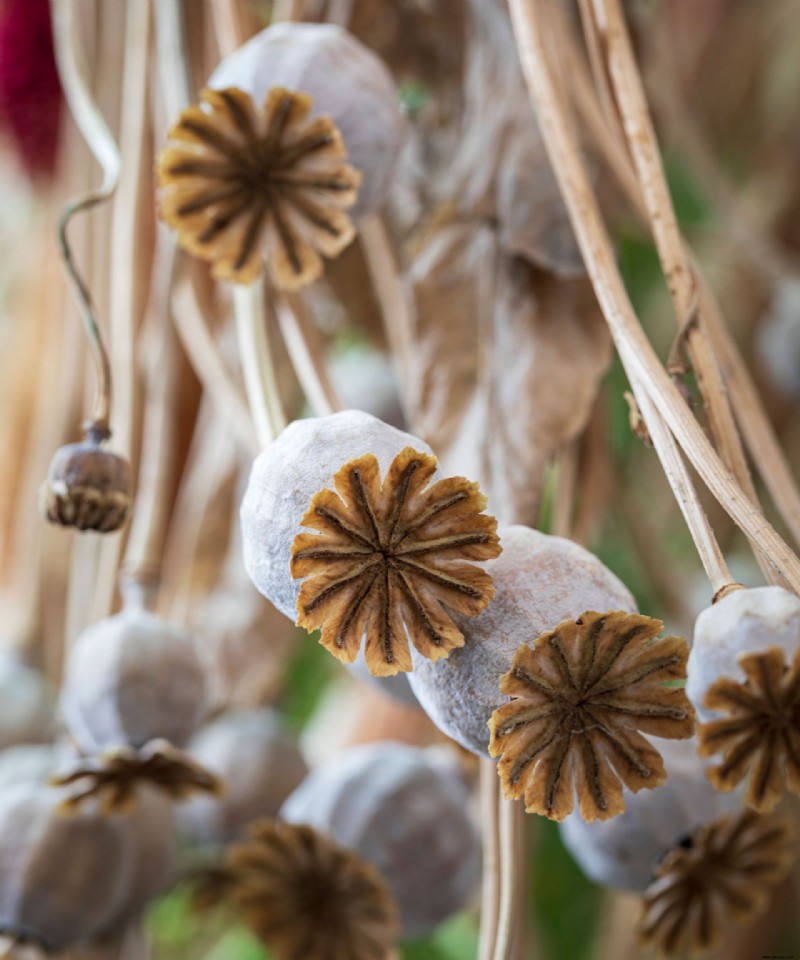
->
(560, 738), (740, 892)
(0, 782), (134, 950)
(0, 651), (53, 748)
(60, 608), (206, 754)
(207, 23), (405, 218)
(407, 524), (637, 757)
(280, 741), (480, 938)
(178, 708), (308, 846)
(687, 585), (800, 812)
(41, 436), (131, 534)
(241, 409), (500, 676)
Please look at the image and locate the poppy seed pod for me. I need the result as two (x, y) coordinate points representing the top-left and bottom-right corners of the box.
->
(115, 785), (177, 921)
(407, 524), (636, 757)
(60, 608), (206, 753)
(280, 741), (480, 939)
(560, 738), (740, 892)
(0, 783), (134, 950)
(0, 651), (53, 748)
(687, 585), (800, 723)
(178, 708), (308, 846)
(241, 409), (435, 624)
(207, 23), (405, 218)
(41, 437), (132, 534)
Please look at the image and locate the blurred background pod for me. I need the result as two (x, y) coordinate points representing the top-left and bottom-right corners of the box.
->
(0, 782), (135, 950)
(178, 707), (308, 847)
(0, 651), (53, 749)
(280, 740), (480, 939)
(240, 409), (436, 622)
(60, 605), (207, 753)
(559, 738), (742, 892)
(408, 524), (636, 755)
(207, 22), (406, 218)
(687, 585), (800, 722)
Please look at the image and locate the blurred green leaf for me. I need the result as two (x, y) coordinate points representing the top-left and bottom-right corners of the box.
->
(279, 627), (338, 732)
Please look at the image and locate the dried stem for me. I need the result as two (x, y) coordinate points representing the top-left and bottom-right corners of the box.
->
(51, 0), (121, 438)
(507, 0), (800, 593)
(477, 759), (500, 960)
(493, 796), (526, 960)
(275, 293), (344, 416)
(234, 278), (287, 449)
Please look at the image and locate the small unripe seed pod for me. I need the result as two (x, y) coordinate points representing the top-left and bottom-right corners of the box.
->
(408, 525), (635, 756)
(241, 410), (435, 623)
(41, 436), (131, 534)
(687, 585), (800, 723)
(61, 607), (207, 753)
(208, 23), (405, 218)
(280, 741), (480, 939)
(178, 708), (308, 846)
(560, 738), (740, 892)
(0, 783), (134, 950)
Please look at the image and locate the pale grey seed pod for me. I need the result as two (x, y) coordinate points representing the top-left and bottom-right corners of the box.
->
(178, 708), (308, 846)
(408, 525), (636, 756)
(0, 783), (134, 950)
(280, 740), (480, 939)
(240, 409), (435, 623)
(687, 586), (800, 723)
(560, 738), (742, 891)
(60, 608), (207, 753)
(0, 741), (70, 790)
(0, 652), (53, 749)
(208, 23), (405, 218)
(756, 276), (800, 399)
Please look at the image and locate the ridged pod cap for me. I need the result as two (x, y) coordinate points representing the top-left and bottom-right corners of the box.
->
(178, 708), (308, 846)
(560, 738), (741, 892)
(407, 525), (635, 756)
(60, 608), (207, 753)
(280, 741), (480, 938)
(0, 783), (134, 950)
(687, 585), (800, 723)
(208, 23), (405, 218)
(241, 410), (435, 623)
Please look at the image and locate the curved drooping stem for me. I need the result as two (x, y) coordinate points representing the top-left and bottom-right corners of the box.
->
(508, 0), (800, 594)
(51, 0), (121, 438)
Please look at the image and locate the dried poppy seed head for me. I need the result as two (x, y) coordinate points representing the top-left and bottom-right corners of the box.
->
(178, 708), (308, 846)
(158, 86), (361, 289)
(560, 738), (741, 892)
(290, 447), (500, 676)
(407, 525), (636, 756)
(639, 808), (795, 956)
(241, 410), (436, 623)
(60, 608), (207, 754)
(488, 610), (693, 821)
(688, 585), (800, 812)
(41, 437), (131, 533)
(225, 819), (400, 960)
(0, 782), (135, 950)
(0, 652), (53, 749)
(281, 741), (480, 939)
(208, 22), (405, 218)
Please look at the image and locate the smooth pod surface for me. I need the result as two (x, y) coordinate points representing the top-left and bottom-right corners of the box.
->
(408, 525), (636, 756)
(281, 741), (480, 939)
(208, 23), (405, 217)
(61, 609), (207, 753)
(0, 652), (52, 748)
(687, 586), (800, 723)
(241, 410), (436, 623)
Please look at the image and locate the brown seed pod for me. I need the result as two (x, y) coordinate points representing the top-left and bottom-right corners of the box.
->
(488, 611), (693, 822)
(178, 708), (308, 846)
(60, 608), (207, 754)
(639, 808), (795, 956)
(560, 738), (741, 892)
(41, 436), (131, 534)
(225, 820), (400, 960)
(0, 782), (135, 950)
(157, 86), (361, 289)
(688, 585), (800, 812)
(207, 23), (405, 218)
(281, 741), (480, 939)
(407, 525), (637, 756)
